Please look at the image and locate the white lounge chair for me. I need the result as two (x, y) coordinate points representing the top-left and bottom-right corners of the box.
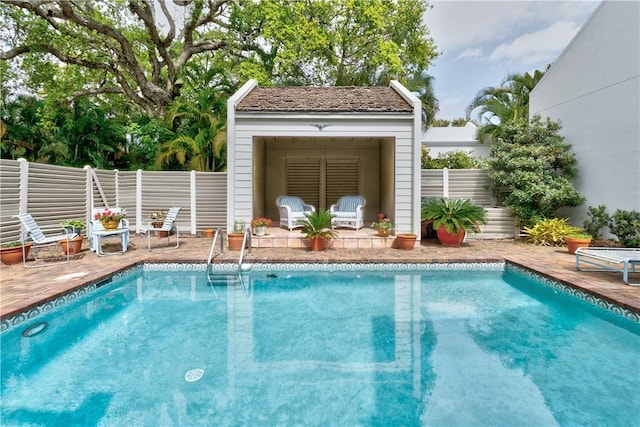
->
(276, 196), (315, 231)
(576, 247), (640, 286)
(89, 208), (130, 256)
(13, 213), (77, 267)
(330, 196), (366, 230)
(139, 207), (181, 250)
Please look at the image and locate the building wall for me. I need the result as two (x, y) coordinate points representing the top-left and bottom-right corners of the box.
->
(421, 122), (489, 158)
(529, 1), (640, 227)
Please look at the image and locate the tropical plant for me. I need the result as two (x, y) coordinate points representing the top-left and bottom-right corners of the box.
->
(299, 209), (338, 239)
(405, 70), (439, 129)
(487, 116), (585, 226)
(608, 209), (640, 248)
(582, 205), (610, 239)
(421, 198), (487, 234)
(466, 68), (547, 141)
(520, 218), (582, 246)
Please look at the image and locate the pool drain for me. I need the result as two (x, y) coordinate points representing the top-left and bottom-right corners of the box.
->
(22, 321), (48, 338)
(185, 368), (204, 382)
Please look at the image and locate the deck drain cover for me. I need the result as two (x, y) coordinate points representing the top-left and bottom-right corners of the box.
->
(185, 368), (204, 382)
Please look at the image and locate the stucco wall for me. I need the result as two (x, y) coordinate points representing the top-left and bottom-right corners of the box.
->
(529, 1), (640, 227)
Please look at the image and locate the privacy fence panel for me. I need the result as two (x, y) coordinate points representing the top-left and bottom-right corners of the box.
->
(0, 159), (22, 243)
(139, 171), (192, 231)
(0, 159), (230, 244)
(195, 172), (227, 231)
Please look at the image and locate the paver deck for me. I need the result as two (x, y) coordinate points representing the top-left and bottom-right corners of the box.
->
(2, 230), (639, 320)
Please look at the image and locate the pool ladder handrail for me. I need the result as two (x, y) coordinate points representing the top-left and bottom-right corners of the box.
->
(206, 227), (252, 298)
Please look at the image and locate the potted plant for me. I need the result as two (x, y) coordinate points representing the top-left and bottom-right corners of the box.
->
(149, 211), (169, 237)
(565, 232), (592, 254)
(371, 219), (394, 237)
(299, 209), (338, 251)
(0, 241), (31, 265)
(94, 208), (127, 230)
(58, 219), (86, 255)
(251, 217), (272, 236)
(395, 232), (417, 250)
(228, 220), (247, 250)
(421, 197), (488, 247)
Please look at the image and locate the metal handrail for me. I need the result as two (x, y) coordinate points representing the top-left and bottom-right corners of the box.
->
(206, 228), (224, 268)
(237, 228), (252, 267)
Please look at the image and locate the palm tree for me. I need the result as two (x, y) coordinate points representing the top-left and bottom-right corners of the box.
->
(156, 66), (233, 172)
(405, 70), (440, 130)
(466, 67), (547, 141)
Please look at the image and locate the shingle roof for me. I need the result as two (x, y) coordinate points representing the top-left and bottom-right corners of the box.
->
(236, 86), (413, 113)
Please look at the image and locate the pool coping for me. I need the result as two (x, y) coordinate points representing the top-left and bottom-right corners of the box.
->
(3, 259), (639, 333)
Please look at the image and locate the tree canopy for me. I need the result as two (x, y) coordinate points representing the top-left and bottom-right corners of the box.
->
(0, 0), (439, 170)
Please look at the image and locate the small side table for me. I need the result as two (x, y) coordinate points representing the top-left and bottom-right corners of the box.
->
(91, 228), (130, 256)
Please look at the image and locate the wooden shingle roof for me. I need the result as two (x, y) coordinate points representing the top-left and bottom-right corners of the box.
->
(236, 86), (413, 113)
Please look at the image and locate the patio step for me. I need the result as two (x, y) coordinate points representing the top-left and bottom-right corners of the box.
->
(249, 226), (400, 249)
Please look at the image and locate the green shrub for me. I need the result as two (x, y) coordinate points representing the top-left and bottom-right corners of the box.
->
(581, 205), (609, 239)
(520, 218), (582, 246)
(422, 150), (488, 169)
(609, 209), (640, 248)
(487, 117), (585, 227)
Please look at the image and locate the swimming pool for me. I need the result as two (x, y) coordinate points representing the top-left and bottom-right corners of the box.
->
(2, 262), (639, 426)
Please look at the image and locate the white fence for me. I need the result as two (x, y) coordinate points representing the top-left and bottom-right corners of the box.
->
(0, 160), (515, 243)
(0, 159), (227, 244)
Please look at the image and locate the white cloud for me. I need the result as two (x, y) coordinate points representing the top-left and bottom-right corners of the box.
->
(457, 48), (483, 59)
(489, 20), (583, 65)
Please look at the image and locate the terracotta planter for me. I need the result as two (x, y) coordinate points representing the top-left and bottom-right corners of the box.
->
(103, 220), (119, 230)
(436, 225), (466, 247)
(228, 233), (246, 250)
(59, 236), (83, 256)
(377, 228), (390, 237)
(309, 236), (327, 251)
(0, 244), (31, 265)
(203, 229), (215, 238)
(396, 233), (417, 250)
(565, 236), (592, 255)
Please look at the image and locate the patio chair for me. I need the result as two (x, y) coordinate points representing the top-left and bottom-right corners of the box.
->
(276, 196), (315, 231)
(330, 196), (366, 230)
(139, 207), (181, 250)
(576, 247), (639, 286)
(13, 213), (77, 267)
(89, 208), (130, 256)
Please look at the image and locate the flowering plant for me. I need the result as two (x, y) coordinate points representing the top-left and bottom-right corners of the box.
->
(94, 208), (127, 223)
(371, 218), (394, 231)
(251, 217), (272, 228)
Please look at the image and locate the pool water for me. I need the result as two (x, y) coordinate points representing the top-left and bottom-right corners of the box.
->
(1, 264), (639, 426)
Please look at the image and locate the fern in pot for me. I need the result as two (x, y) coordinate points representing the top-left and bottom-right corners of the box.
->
(299, 209), (338, 251)
(421, 198), (487, 247)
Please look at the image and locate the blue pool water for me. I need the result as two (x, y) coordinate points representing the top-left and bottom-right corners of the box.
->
(1, 264), (639, 426)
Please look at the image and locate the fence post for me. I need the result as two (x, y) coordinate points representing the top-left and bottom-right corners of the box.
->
(17, 158), (28, 215)
(443, 167), (449, 198)
(190, 170), (197, 235)
(84, 165), (92, 227)
(136, 169), (142, 233)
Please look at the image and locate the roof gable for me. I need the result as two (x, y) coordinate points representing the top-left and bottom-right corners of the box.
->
(236, 86), (413, 113)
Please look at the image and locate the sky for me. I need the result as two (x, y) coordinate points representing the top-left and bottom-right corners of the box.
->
(423, 0), (602, 121)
